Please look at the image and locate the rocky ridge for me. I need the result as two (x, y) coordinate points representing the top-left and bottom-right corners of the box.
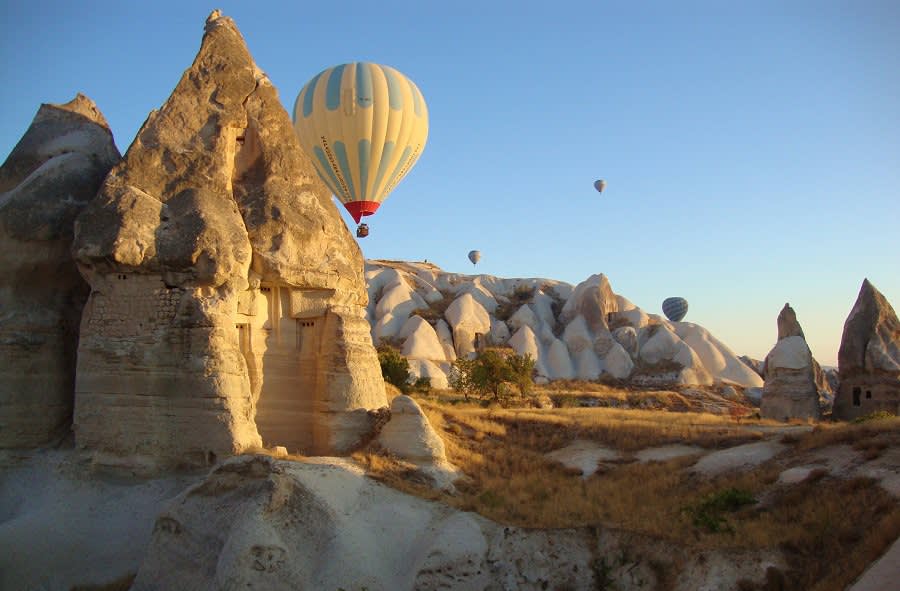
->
(366, 260), (764, 391)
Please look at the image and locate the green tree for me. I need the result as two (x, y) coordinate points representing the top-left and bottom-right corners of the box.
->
(377, 346), (411, 393)
(449, 349), (535, 404)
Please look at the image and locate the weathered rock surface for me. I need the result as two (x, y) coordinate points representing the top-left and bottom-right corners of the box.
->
(760, 304), (821, 421)
(130, 454), (779, 591)
(0, 94), (120, 448)
(70, 12), (385, 467)
(834, 279), (900, 419)
(376, 395), (459, 489)
(366, 260), (763, 389)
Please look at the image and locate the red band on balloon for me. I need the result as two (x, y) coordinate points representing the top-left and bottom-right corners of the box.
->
(343, 201), (381, 223)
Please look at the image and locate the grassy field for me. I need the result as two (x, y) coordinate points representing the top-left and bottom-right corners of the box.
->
(354, 398), (900, 591)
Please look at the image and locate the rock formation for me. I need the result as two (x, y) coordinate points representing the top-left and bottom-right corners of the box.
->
(376, 395), (460, 489)
(760, 304), (821, 421)
(0, 95), (120, 447)
(127, 454), (778, 591)
(70, 12), (385, 467)
(365, 260), (764, 390)
(834, 279), (900, 419)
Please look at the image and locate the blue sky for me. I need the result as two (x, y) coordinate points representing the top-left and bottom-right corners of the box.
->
(2, 1), (898, 365)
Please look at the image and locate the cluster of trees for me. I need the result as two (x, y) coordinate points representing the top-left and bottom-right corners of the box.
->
(376, 345), (535, 405)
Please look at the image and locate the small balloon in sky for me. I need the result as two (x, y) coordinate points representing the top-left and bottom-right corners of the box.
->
(292, 62), (429, 227)
(468, 250), (481, 265)
(662, 297), (689, 322)
(594, 179), (607, 193)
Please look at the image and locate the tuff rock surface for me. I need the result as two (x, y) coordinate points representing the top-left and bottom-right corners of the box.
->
(376, 395), (460, 489)
(365, 260), (763, 391)
(129, 454), (780, 591)
(834, 279), (900, 419)
(760, 304), (821, 421)
(0, 94), (120, 448)
(70, 11), (385, 467)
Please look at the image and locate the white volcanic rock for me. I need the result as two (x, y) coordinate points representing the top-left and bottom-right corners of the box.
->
(563, 315), (593, 353)
(400, 316), (447, 362)
(490, 317), (510, 345)
(560, 274), (618, 333)
(444, 292), (491, 357)
(613, 326), (639, 357)
(546, 338), (575, 380)
(674, 323), (764, 388)
(761, 304), (820, 421)
(509, 325), (549, 377)
(0, 94), (120, 448)
(573, 348), (603, 380)
(435, 319), (457, 361)
(508, 304), (540, 332)
(377, 395), (458, 487)
(70, 12), (386, 465)
(365, 260), (784, 390)
(603, 342), (634, 380)
(407, 359), (450, 389)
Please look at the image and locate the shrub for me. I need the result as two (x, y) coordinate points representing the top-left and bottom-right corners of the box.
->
(684, 488), (756, 533)
(852, 410), (896, 423)
(378, 346), (411, 393)
(449, 349), (535, 404)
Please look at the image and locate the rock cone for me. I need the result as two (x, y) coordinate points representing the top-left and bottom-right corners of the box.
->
(71, 12), (385, 467)
(834, 279), (900, 419)
(0, 94), (120, 447)
(760, 303), (821, 421)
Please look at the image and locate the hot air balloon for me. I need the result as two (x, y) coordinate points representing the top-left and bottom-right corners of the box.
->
(292, 62), (429, 237)
(468, 250), (481, 266)
(662, 297), (689, 322)
(594, 179), (607, 193)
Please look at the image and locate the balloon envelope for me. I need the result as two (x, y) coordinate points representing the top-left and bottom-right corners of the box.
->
(468, 250), (481, 265)
(594, 179), (607, 193)
(293, 62), (429, 223)
(662, 297), (689, 322)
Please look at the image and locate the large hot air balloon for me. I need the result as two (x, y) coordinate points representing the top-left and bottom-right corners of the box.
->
(662, 297), (689, 322)
(292, 62), (429, 233)
(468, 250), (481, 266)
(594, 179), (607, 193)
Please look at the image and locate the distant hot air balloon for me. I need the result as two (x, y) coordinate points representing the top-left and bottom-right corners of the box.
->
(594, 179), (607, 193)
(468, 250), (481, 266)
(292, 62), (429, 235)
(662, 297), (689, 322)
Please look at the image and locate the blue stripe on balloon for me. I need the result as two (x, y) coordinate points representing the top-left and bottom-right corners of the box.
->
(383, 145), (413, 192)
(372, 141), (395, 197)
(409, 78), (422, 117)
(313, 146), (344, 198)
(380, 65), (403, 110)
(326, 64), (346, 111)
(357, 139), (371, 200)
(302, 70), (324, 118)
(356, 62), (374, 108)
(334, 141), (357, 201)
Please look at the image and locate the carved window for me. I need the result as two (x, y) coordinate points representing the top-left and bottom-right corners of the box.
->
(865, 390), (872, 399)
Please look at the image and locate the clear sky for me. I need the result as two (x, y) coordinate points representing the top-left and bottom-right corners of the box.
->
(2, 1), (898, 366)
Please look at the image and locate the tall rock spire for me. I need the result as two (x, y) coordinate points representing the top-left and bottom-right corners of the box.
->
(71, 11), (385, 468)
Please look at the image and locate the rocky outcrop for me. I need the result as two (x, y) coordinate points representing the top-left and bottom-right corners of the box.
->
(130, 454), (779, 591)
(834, 279), (900, 419)
(376, 395), (460, 489)
(760, 304), (821, 421)
(366, 260), (764, 390)
(0, 95), (120, 448)
(70, 12), (385, 467)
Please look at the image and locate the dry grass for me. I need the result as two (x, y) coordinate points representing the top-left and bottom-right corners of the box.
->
(793, 416), (900, 452)
(356, 400), (900, 591)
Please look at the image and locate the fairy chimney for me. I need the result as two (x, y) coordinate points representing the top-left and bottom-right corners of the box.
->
(71, 12), (386, 468)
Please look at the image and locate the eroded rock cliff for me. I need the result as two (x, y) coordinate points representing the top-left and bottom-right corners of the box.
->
(71, 11), (385, 467)
(0, 94), (120, 447)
